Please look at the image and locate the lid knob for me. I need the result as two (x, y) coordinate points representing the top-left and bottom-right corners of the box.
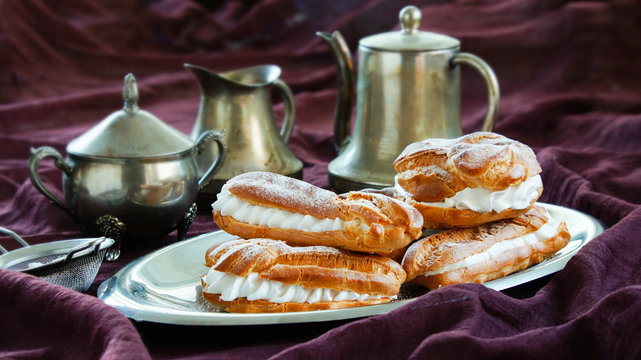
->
(122, 73), (140, 113)
(399, 5), (422, 34)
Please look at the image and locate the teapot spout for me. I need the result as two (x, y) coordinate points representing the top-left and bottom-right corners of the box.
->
(316, 31), (355, 153)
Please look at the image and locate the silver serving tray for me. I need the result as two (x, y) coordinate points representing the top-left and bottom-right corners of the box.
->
(97, 203), (604, 326)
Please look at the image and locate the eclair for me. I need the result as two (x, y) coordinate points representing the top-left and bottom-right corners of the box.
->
(401, 205), (571, 290)
(211, 171), (423, 257)
(393, 132), (543, 228)
(201, 238), (407, 313)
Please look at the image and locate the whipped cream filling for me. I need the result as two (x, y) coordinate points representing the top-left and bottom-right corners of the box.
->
(202, 269), (391, 304)
(212, 187), (345, 232)
(419, 210), (561, 278)
(395, 174), (543, 213)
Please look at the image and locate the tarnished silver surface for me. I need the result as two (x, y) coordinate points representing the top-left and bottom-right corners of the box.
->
(97, 203), (603, 326)
(318, 5), (500, 192)
(185, 63), (303, 198)
(67, 74), (196, 158)
(27, 74), (226, 251)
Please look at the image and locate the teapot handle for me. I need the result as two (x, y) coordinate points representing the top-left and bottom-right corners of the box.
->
(27, 146), (77, 219)
(452, 53), (500, 132)
(272, 79), (296, 143)
(194, 130), (227, 190)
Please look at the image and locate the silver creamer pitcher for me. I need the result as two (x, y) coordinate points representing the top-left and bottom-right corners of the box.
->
(318, 5), (500, 192)
(185, 63), (303, 200)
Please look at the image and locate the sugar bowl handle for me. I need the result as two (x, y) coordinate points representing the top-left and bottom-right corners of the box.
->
(452, 52), (500, 132)
(194, 130), (227, 190)
(28, 147), (77, 219)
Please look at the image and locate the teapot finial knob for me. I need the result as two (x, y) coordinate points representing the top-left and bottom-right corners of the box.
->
(122, 73), (140, 113)
(399, 5), (422, 34)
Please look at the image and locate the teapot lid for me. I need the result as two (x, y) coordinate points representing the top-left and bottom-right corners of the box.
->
(67, 74), (194, 158)
(359, 6), (460, 52)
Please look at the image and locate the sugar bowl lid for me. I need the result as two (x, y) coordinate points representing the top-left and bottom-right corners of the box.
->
(67, 74), (194, 158)
(359, 5), (460, 52)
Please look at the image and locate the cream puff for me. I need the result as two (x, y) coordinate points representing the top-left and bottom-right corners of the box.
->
(393, 132), (543, 228)
(401, 205), (570, 290)
(211, 171), (423, 258)
(201, 238), (407, 313)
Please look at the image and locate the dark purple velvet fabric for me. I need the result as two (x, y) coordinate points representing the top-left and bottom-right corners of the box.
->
(1, 0), (640, 359)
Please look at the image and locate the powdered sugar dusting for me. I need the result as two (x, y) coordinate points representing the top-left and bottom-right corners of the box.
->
(394, 132), (541, 190)
(213, 187), (346, 232)
(222, 172), (340, 217)
(283, 245), (345, 256)
(213, 241), (253, 269)
(450, 133), (537, 178)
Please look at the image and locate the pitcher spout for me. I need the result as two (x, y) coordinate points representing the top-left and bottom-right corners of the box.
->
(185, 63), (282, 92)
(184, 63), (222, 95)
(316, 31), (355, 153)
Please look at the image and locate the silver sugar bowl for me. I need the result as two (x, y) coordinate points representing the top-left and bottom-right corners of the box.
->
(28, 74), (226, 260)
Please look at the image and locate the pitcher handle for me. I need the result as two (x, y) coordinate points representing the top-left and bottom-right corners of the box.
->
(272, 79), (296, 143)
(452, 53), (500, 132)
(27, 146), (77, 219)
(194, 130), (227, 190)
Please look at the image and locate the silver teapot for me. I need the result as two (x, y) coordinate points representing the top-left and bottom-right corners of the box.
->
(318, 5), (500, 192)
(27, 74), (226, 260)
